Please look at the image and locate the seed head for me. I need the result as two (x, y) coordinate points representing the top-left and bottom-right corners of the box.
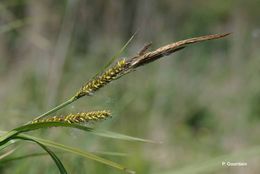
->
(74, 59), (129, 99)
(31, 110), (111, 124)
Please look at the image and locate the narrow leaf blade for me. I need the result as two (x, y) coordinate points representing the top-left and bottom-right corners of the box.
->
(15, 122), (156, 143)
(19, 134), (134, 174)
(15, 136), (67, 174)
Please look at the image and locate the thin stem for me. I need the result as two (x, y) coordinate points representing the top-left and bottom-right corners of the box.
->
(1, 97), (77, 144)
(33, 97), (76, 121)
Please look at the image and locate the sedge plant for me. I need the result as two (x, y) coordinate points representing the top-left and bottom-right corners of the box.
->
(0, 33), (230, 174)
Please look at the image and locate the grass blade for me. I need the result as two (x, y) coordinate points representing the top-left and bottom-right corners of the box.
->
(93, 129), (158, 143)
(14, 122), (156, 143)
(0, 152), (50, 164)
(0, 130), (19, 146)
(93, 32), (137, 77)
(0, 122), (155, 158)
(18, 133), (135, 174)
(14, 136), (67, 174)
(93, 151), (127, 157)
(0, 150), (127, 165)
(0, 139), (17, 151)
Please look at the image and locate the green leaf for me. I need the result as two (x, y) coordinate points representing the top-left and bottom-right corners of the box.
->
(14, 122), (156, 143)
(14, 136), (67, 174)
(0, 138), (17, 151)
(0, 138), (18, 161)
(0, 130), (19, 146)
(93, 151), (127, 157)
(0, 152), (49, 164)
(18, 133), (135, 174)
(0, 150), (127, 165)
(0, 121), (155, 162)
(93, 129), (158, 143)
(94, 32), (137, 77)
(1, 150), (127, 165)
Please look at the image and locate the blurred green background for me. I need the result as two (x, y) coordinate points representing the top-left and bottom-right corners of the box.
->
(1, 0), (260, 173)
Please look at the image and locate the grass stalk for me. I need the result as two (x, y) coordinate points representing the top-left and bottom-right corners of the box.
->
(32, 33), (230, 122)
(32, 97), (76, 121)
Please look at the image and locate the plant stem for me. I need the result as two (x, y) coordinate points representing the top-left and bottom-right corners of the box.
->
(0, 97), (77, 144)
(33, 97), (76, 121)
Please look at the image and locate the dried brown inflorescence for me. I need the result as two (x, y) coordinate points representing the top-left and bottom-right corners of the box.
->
(128, 33), (230, 68)
(32, 110), (111, 124)
(74, 33), (230, 99)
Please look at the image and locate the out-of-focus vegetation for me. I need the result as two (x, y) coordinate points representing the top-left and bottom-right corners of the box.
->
(1, 0), (260, 173)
